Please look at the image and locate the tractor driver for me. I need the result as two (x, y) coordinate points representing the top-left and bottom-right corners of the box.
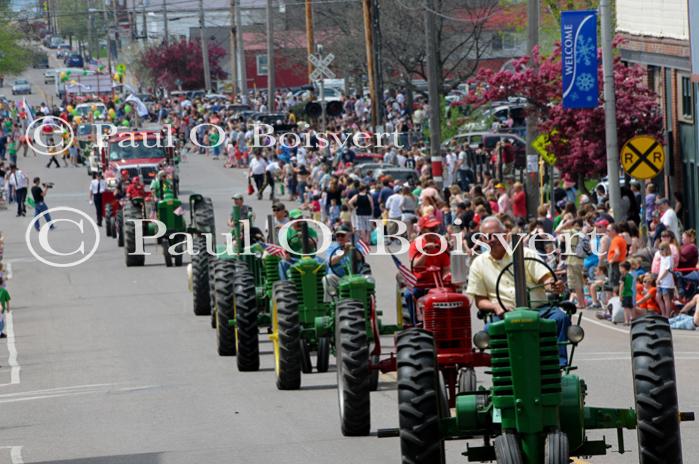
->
(126, 176), (145, 200)
(150, 170), (173, 201)
(403, 215), (451, 325)
(466, 216), (570, 366)
(227, 193), (253, 228)
(278, 209), (320, 280)
(323, 224), (368, 301)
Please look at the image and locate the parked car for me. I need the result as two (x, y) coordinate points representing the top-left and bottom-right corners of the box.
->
(11, 79), (31, 95)
(66, 54), (84, 68)
(32, 51), (49, 68)
(44, 69), (57, 84)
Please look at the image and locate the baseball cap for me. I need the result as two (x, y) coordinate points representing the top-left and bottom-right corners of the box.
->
(335, 224), (352, 235)
(594, 219), (609, 227)
(232, 193), (243, 200)
(495, 183), (506, 189)
(289, 209), (303, 219)
(272, 203), (286, 211)
(418, 215), (441, 230)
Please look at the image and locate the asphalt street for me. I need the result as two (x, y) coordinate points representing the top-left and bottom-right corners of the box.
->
(0, 58), (697, 464)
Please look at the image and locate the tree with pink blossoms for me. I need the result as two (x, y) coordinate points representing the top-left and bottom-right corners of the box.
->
(470, 40), (663, 181)
(137, 39), (227, 91)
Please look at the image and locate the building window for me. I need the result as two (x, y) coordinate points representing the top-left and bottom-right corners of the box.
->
(492, 32), (516, 51)
(256, 54), (268, 76)
(679, 74), (694, 123)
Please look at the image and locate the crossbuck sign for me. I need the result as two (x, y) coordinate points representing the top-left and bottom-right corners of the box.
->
(308, 52), (336, 81)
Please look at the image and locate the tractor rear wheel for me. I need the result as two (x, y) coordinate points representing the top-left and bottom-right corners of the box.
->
(494, 433), (524, 463)
(397, 328), (445, 464)
(317, 336), (330, 373)
(116, 208), (124, 247)
(544, 430), (569, 464)
(191, 236), (211, 316)
(458, 367), (477, 393)
(336, 299), (370, 436)
(193, 197), (216, 236)
(123, 202), (145, 267)
(209, 259), (218, 328)
(631, 314), (683, 464)
(273, 281), (301, 390)
(234, 263), (259, 372)
(163, 237), (173, 267)
(214, 259), (237, 356)
(369, 355), (380, 392)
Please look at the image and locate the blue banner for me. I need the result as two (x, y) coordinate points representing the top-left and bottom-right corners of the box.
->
(561, 10), (598, 109)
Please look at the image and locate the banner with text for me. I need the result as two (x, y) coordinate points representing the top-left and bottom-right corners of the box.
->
(561, 10), (598, 109)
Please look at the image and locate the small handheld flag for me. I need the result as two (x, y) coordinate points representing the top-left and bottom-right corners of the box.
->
(391, 255), (417, 288)
(356, 239), (370, 257)
(262, 242), (288, 259)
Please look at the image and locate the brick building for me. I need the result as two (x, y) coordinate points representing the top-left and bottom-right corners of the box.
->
(617, 0), (696, 227)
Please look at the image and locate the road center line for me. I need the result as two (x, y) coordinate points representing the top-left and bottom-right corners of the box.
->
(0, 446), (24, 464)
(0, 313), (21, 387)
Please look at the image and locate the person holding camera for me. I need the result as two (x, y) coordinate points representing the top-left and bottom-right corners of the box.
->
(31, 177), (54, 231)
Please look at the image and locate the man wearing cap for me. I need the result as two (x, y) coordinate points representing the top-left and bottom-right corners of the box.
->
(403, 215), (451, 325)
(228, 193), (252, 228)
(322, 224), (369, 301)
(265, 202), (288, 240)
(655, 197), (679, 242)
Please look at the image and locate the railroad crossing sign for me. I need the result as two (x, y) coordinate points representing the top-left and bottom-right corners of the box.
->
(620, 135), (665, 180)
(308, 52), (336, 81)
(532, 131), (557, 166)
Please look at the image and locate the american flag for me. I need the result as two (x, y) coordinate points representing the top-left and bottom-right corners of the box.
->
(391, 255), (418, 289)
(355, 239), (370, 257)
(262, 242), (288, 259)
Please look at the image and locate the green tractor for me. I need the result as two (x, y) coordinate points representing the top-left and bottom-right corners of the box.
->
(122, 192), (187, 267)
(385, 249), (694, 463)
(208, 204), (283, 371)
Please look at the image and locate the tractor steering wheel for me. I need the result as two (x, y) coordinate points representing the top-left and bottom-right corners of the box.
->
(327, 244), (364, 277)
(494, 257), (561, 312)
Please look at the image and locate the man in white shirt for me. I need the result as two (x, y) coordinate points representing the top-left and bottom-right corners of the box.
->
(656, 197), (680, 240)
(264, 155), (281, 200)
(249, 151), (268, 200)
(88, 172), (108, 226)
(384, 185), (404, 236)
(8, 164), (27, 216)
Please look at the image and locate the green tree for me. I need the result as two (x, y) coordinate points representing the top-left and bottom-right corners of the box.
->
(0, 22), (32, 75)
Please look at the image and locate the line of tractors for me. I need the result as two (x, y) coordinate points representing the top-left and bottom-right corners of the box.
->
(182, 193), (693, 464)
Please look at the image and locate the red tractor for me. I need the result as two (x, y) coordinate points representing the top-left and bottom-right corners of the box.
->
(386, 264), (490, 406)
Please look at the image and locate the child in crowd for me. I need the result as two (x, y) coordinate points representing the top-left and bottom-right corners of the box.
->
(637, 275), (660, 315)
(328, 198), (341, 225)
(339, 204), (352, 226)
(656, 243), (676, 318)
(619, 261), (635, 325)
(0, 276), (9, 338)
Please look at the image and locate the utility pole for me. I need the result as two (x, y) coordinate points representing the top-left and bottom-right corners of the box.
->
(304, 0), (314, 80)
(229, 0), (238, 99)
(601, 0), (621, 220)
(235, 0), (247, 100)
(162, 0), (169, 44)
(199, 0), (212, 92)
(112, 0), (119, 54)
(525, 0), (539, 218)
(424, 0), (442, 188)
(371, 0), (384, 127)
(142, 1), (148, 44)
(362, 0), (378, 129)
(266, 0), (275, 111)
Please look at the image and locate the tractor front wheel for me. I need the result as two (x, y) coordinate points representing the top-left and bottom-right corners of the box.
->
(214, 259), (237, 356)
(336, 299), (370, 436)
(123, 202), (145, 267)
(458, 367), (477, 393)
(191, 236), (211, 316)
(317, 336), (330, 373)
(631, 314), (683, 464)
(544, 430), (569, 464)
(234, 263), (259, 372)
(494, 433), (524, 463)
(105, 203), (114, 237)
(397, 328), (445, 464)
(116, 208), (124, 247)
(273, 281), (301, 390)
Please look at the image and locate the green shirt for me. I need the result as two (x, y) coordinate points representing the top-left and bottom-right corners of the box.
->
(0, 287), (10, 312)
(621, 273), (634, 298)
(285, 227), (318, 254)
